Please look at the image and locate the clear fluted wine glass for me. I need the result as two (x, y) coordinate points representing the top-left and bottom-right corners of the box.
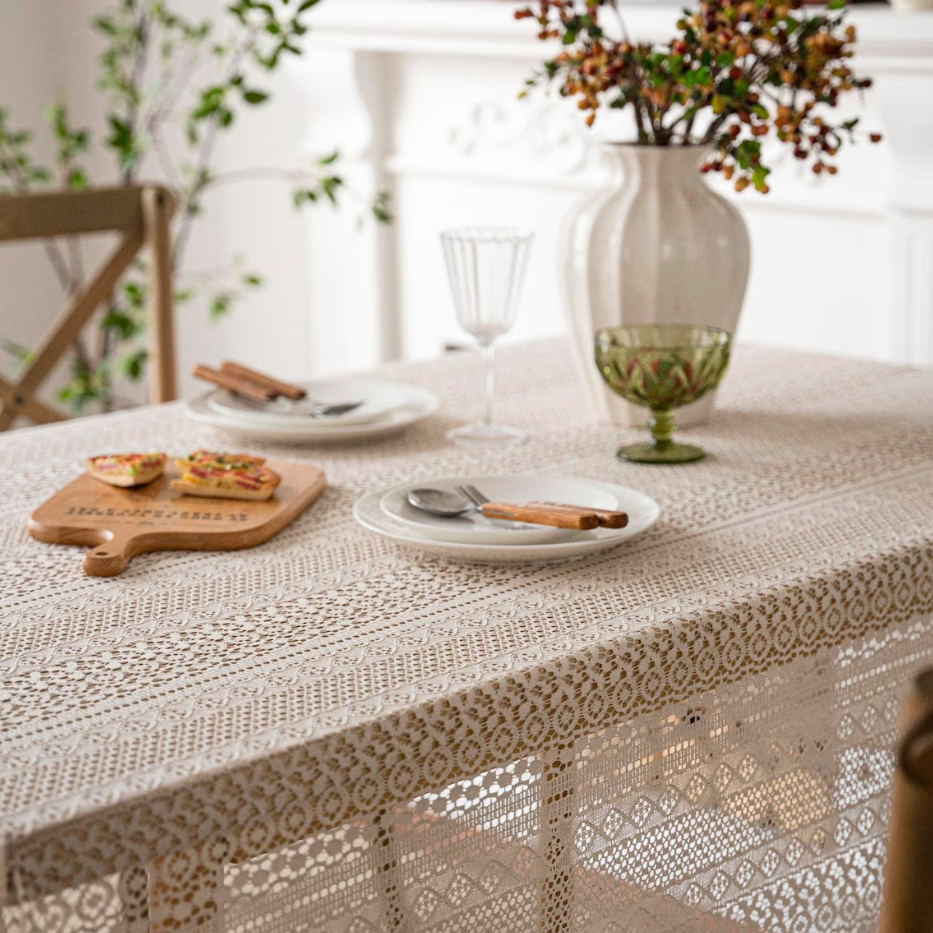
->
(440, 226), (534, 447)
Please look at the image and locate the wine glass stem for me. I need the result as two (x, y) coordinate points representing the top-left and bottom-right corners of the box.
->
(482, 341), (496, 428)
(649, 409), (676, 450)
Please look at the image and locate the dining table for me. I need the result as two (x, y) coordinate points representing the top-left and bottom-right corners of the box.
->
(1, 338), (932, 933)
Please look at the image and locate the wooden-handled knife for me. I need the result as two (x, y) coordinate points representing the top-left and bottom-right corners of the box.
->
(527, 501), (629, 529)
(480, 502), (600, 530)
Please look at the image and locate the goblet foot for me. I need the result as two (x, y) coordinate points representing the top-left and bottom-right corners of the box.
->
(446, 422), (525, 447)
(616, 441), (706, 464)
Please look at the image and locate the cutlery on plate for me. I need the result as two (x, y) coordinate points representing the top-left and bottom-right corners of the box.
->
(407, 487), (544, 527)
(408, 486), (589, 527)
(458, 484), (627, 529)
(457, 484), (599, 530)
(409, 486), (594, 529)
(526, 500), (629, 529)
(219, 362), (363, 414)
(407, 486), (602, 530)
(193, 363), (364, 417)
(219, 361), (307, 400)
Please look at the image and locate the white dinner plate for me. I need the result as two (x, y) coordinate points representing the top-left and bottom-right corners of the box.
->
(184, 380), (440, 444)
(355, 477), (660, 564)
(206, 378), (410, 427)
(379, 475), (622, 546)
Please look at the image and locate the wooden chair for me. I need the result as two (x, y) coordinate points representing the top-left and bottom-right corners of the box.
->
(880, 667), (933, 933)
(0, 184), (176, 430)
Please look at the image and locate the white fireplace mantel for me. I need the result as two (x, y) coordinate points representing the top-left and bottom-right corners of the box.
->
(300, 0), (933, 375)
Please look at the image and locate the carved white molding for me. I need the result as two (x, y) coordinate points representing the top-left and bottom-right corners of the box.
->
(447, 97), (596, 177)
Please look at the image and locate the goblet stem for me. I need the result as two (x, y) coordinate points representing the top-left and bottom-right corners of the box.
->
(483, 342), (496, 428)
(616, 406), (703, 463)
(649, 409), (676, 451)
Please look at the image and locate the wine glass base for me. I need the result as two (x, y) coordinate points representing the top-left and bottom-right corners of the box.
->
(446, 422), (525, 447)
(617, 441), (706, 464)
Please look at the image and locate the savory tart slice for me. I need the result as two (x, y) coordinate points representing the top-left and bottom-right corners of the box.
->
(87, 453), (167, 487)
(177, 449), (267, 472)
(171, 450), (280, 501)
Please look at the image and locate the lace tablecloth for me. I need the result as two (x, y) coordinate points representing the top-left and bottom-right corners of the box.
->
(2, 340), (932, 933)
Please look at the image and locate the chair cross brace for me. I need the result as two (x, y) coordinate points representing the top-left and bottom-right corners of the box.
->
(0, 184), (176, 430)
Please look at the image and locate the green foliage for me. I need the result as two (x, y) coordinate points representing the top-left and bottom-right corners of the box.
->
(0, 339), (33, 368)
(371, 191), (393, 225)
(0, 0), (392, 413)
(0, 109), (53, 189)
(58, 359), (111, 412)
(48, 104), (91, 188)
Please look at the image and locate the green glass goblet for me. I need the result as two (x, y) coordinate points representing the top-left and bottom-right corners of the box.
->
(594, 324), (732, 464)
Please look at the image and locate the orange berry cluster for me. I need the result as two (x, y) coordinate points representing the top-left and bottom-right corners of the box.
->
(516, 0), (880, 192)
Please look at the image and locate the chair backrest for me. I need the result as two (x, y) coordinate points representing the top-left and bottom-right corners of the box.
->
(0, 184), (176, 430)
(880, 667), (933, 932)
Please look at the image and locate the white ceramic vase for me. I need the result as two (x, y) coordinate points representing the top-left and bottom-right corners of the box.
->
(561, 143), (750, 426)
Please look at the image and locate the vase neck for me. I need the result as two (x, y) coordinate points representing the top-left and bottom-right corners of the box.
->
(601, 145), (708, 189)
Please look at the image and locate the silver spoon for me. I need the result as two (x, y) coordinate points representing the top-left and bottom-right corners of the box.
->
(406, 487), (531, 529)
(407, 487), (475, 517)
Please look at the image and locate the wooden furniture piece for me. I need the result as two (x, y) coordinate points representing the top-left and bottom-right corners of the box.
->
(880, 668), (933, 933)
(0, 184), (177, 431)
(28, 460), (326, 577)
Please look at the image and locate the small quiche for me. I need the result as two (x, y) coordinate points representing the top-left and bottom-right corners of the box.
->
(171, 449), (280, 502)
(87, 453), (166, 487)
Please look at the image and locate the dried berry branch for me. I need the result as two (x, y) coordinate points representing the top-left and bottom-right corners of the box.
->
(518, 0), (881, 192)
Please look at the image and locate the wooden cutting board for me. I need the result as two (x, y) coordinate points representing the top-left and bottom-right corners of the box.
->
(28, 460), (326, 577)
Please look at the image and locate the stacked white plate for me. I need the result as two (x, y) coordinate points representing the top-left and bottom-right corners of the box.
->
(354, 474), (660, 564)
(184, 377), (440, 443)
